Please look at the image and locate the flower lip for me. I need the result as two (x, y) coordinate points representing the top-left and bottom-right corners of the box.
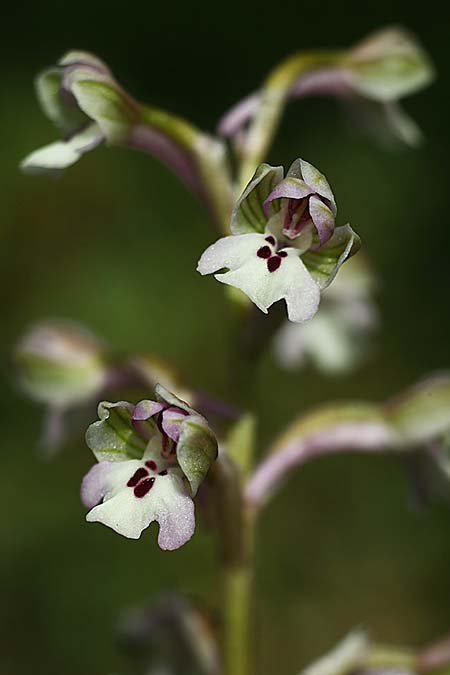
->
(255, 233), (292, 273)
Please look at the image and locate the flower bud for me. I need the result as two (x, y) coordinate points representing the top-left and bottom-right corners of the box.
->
(21, 51), (139, 172)
(14, 320), (107, 407)
(385, 374), (450, 445)
(345, 26), (435, 102)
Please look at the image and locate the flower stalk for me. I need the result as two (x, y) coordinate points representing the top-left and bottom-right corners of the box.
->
(237, 51), (344, 188)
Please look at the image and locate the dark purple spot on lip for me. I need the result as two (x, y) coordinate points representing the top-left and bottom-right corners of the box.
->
(134, 476), (155, 498)
(127, 467), (149, 487)
(159, 469), (168, 476)
(265, 235), (275, 245)
(267, 256), (281, 272)
(278, 250), (287, 258)
(257, 245), (271, 259)
(145, 460), (157, 471)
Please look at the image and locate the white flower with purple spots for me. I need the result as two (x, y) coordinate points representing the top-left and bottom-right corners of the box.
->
(81, 385), (218, 550)
(197, 160), (360, 323)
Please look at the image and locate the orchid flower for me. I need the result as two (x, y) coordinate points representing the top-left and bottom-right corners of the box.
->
(20, 51), (137, 172)
(274, 256), (378, 372)
(81, 385), (218, 550)
(197, 160), (360, 323)
(20, 51), (233, 227)
(219, 26), (435, 150)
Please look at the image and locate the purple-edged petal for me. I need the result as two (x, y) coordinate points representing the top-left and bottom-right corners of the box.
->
(309, 195), (335, 246)
(162, 407), (188, 443)
(264, 176), (313, 205)
(133, 400), (166, 420)
(155, 383), (197, 417)
(85, 466), (195, 548)
(299, 159), (337, 214)
(81, 460), (139, 508)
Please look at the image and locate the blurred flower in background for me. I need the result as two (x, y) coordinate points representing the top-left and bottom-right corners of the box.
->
(274, 256), (378, 373)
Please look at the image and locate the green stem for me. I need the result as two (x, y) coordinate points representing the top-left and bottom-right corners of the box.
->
(223, 511), (255, 675)
(238, 50), (345, 190)
(139, 104), (234, 232)
(366, 645), (417, 670)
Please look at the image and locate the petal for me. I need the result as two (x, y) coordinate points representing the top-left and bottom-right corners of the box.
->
(309, 195), (335, 246)
(383, 101), (424, 147)
(230, 163), (284, 234)
(161, 407), (188, 442)
(155, 383), (197, 416)
(302, 224), (361, 290)
(176, 414), (219, 495)
(81, 459), (141, 508)
(197, 233), (265, 275)
(216, 250), (320, 323)
(132, 400), (165, 439)
(347, 26), (435, 102)
(264, 176), (313, 204)
(85, 470), (195, 549)
(36, 67), (88, 135)
(59, 50), (112, 73)
(21, 123), (103, 173)
(86, 400), (148, 462)
(299, 159), (337, 214)
(71, 77), (138, 144)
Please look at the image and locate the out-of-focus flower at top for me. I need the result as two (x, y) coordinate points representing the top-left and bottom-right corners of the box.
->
(274, 256), (378, 373)
(197, 160), (360, 323)
(219, 26), (435, 149)
(20, 51), (138, 172)
(81, 385), (218, 550)
(15, 320), (107, 408)
(343, 26), (434, 104)
(20, 51), (234, 228)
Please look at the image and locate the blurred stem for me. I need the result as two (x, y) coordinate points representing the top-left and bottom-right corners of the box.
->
(223, 510), (255, 675)
(137, 104), (234, 232)
(238, 50), (344, 189)
(366, 645), (417, 670)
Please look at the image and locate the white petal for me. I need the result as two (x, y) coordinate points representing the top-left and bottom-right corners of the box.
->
(81, 459), (142, 508)
(21, 123), (103, 173)
(216, 250), (320, 323)
(84, 462), (195, 549)
(197, 233), (265, 275)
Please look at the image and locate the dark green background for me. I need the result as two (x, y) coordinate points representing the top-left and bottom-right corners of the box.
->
(1, 1), (449, 674)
